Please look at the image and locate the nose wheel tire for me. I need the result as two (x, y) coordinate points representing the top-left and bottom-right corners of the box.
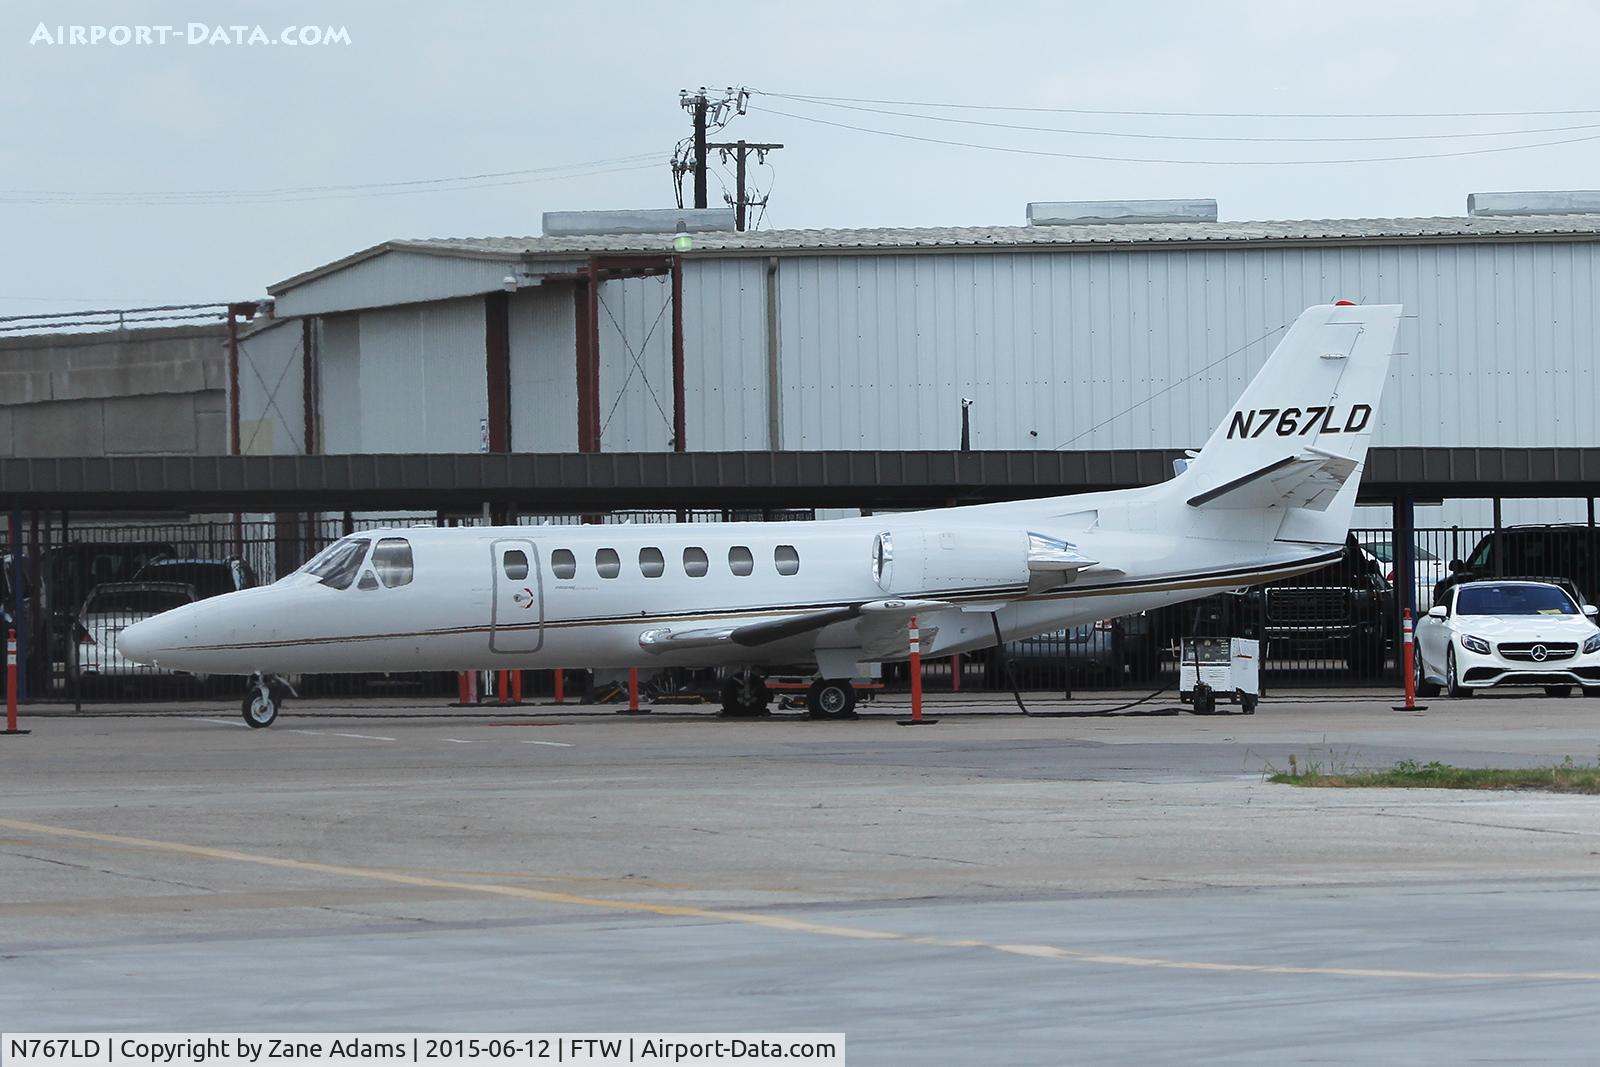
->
(242, 683), (282, 728)
(806, 678), (858, 719)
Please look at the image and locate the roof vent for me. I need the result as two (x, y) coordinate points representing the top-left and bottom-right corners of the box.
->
(1027, 199), (1217, 226)
(542, 207), (735, 237)
(1467, 190), (1600, 217)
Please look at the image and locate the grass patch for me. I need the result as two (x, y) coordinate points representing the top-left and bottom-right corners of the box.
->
(1270, 757), (1600, 794)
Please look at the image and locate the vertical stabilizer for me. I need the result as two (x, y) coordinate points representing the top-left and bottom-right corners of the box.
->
(1177, 303), (1401, 542)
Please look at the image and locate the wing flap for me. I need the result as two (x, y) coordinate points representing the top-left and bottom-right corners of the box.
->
(638, 599), (959, 655)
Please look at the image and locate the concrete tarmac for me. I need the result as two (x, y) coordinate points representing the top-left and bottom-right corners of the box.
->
(2, 691), (1599, 1064)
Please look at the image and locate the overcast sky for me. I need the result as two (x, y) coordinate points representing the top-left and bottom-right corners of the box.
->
(3, 0), (1599, 318)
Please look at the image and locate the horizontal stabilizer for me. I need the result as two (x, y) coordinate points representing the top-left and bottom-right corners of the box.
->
(1186, 448), (1357, 512)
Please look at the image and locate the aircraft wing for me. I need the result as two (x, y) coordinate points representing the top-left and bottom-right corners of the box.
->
(1185, 448), (1357, 512)
(638, 599), (954, 654)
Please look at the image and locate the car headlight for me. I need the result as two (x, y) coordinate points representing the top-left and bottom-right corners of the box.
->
(1459, 634), (1492, 655)
(1584, 632), (1600, 655)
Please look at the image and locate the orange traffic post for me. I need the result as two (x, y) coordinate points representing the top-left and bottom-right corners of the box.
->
(511, 670), (523, 704)
(1391, 608), (1428, 712)
(617, 666), (649, 715)
(553, 669), (565, 705)
(951, 653), (961, 692)
(4, 629), (28, 736)
(897, 614), (939, 726)
(497, 669), (509, 706)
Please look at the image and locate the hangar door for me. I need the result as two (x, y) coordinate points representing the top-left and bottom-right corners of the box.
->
(490, 539), (544, 653)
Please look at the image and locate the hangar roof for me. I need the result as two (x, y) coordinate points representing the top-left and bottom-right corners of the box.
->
(270, 213), (1600, 296)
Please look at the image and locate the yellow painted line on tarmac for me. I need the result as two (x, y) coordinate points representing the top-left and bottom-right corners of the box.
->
(2, 816), (1597, 983)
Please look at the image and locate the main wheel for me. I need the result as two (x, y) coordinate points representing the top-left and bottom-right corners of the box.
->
(1414, 646), (1441, 698)
(242, 683), (280, 728)
(719, 672), (771, 717)
(1446, 647), (1472, 699)
(806, 678), (858, 719)
(1544, 685), (1573, 698)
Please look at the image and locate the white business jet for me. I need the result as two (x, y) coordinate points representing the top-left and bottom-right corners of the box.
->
(120, 303), (1401, 727)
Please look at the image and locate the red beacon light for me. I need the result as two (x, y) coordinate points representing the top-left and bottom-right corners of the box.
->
(1334, 299), (1356, 306)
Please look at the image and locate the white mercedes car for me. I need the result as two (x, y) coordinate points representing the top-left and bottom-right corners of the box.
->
(1415, 579), (1600, 698)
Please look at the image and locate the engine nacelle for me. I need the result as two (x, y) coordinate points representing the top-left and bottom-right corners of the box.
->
(871, 527), (1032, 596)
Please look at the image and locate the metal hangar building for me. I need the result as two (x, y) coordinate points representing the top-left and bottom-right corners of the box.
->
(235, 195), (1600, 523)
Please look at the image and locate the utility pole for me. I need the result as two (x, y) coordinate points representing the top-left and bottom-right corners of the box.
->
(705, 139), (784, 230)
(691, 91), (708, 209)
(674, 88), (779, 224)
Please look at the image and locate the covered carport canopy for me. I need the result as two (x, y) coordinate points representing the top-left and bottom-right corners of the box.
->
(4, 447), (1600, 513)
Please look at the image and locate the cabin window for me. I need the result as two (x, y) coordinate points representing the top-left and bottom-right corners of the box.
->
(503, 550), (530, 580)
(775, 545), (800, 575)
(596, 548), (621, 579)
(639, 547), (665, 578)
(371, 537), (414, 588)
(683, 547), (709, 577)
(728, 546), (754, 576)
(305, 537), (370, 591)
(550, 549), (576, 580)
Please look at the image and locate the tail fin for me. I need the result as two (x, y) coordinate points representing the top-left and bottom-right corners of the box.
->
(1177, 303), (1401, 540)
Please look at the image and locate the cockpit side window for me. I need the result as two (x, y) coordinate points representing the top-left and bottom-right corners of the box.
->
(372, 537), (414, 588)
(304, 537), (370, 591)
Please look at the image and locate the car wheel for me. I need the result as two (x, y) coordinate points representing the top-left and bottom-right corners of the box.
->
(1446, 647), (1472, 699)
(1544, 685), (1573, 698)
(1414, 644), (1441, 698)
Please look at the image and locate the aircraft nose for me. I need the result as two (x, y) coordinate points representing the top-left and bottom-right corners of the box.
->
(116, 616), (158, 664)
(117, 607), (193, 666)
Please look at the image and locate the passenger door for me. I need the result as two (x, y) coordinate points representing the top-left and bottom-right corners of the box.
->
(490, 539), (543, 653)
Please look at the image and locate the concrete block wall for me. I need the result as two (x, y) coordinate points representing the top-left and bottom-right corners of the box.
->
(0, 324), (228, 457)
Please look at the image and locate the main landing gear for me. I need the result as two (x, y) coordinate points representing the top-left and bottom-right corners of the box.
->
(805, 678), (858, 719)
(242, 673), (294, 728)
(720, 670), (773, 717)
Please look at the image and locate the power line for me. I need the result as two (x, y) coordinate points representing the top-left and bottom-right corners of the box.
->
(757, 89), (1600, 120)
(1, 153), (662, 207)
(762, 93), (1600, 143)
(1053, 323), (1290, 450)
(749, 102), (1600, 165)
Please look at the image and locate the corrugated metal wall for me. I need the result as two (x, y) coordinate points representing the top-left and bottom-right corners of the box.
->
(355, 298), (486, 452)
(594, 274), (675, 452)
(234, 318), (304, 455)
(683, 257), (771, 449)
(317, 315), (361, 454)
(508, 287), (577, 451)
(772, 242), (1600, 452)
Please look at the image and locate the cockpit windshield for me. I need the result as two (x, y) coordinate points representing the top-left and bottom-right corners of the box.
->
(301, 537), (371, 590)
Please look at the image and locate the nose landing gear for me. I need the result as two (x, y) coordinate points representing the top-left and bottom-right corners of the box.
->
(242, 673), (295, 728)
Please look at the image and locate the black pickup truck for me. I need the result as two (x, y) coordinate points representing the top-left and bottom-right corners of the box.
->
(1260, 536), (1393, 674)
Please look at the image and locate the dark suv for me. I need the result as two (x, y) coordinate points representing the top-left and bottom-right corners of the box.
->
(1259, 535), (1392, 674)
(1435, 525), (1600, 608)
